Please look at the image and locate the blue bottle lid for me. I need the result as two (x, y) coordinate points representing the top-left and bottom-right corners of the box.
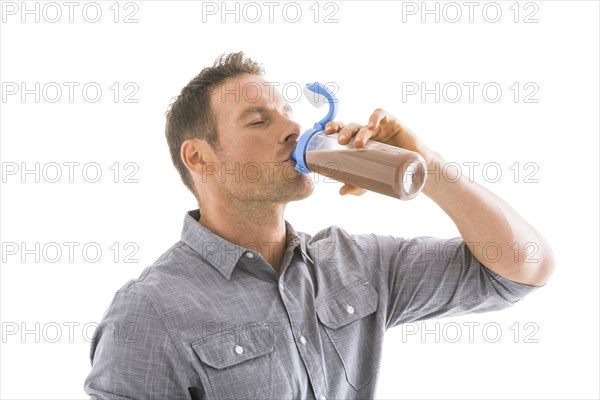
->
(292, 83), (339, 174)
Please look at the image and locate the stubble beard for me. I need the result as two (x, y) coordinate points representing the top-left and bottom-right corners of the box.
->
(275, 166), (315, 202)
(221, 162), (314, 204)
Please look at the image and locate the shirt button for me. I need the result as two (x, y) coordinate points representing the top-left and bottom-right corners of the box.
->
(319, 395), (327, 400)
(346, 305), (355, 314)
(245, 252), (254, 259)
(234, 345), (244, 355)
(300, 336), (307, 345)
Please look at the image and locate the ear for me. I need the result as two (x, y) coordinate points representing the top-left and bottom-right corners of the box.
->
(181, 139), (216, 176)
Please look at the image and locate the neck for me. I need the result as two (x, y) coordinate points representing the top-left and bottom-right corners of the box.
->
(198, 196), (288, 274)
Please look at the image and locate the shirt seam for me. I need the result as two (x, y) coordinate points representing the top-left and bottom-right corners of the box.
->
(121, 242), (186, 289)
(481, 262), (543, 289)
(157, 241), (186, 263)
(315, 279), (371, 305)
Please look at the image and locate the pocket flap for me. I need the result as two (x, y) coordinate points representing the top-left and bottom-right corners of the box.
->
(191, 331), (275, 369)
(316, 280), (379, 330)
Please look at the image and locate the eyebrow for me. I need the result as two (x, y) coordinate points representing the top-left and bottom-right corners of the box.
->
(236, 104), (293, 122)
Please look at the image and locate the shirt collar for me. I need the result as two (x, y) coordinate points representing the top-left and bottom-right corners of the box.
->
(180, 209), (306, 280)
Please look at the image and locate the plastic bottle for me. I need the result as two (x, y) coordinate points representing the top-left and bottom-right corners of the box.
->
(292, 82), (427, 200)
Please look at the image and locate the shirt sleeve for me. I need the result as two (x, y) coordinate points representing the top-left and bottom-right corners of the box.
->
(84, 290), (193, 399)
(352, 234), (543, 329)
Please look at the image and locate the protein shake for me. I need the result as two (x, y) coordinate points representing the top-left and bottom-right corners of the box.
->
(291, 82), (427, 200)
(303, 133), (427, 200)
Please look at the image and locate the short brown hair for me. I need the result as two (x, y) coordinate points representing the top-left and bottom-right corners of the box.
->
(165, 51), (264, 199)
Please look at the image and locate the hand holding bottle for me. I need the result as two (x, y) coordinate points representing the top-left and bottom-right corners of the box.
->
(291, 83), (428, 200)
(323, 109), (433, 197)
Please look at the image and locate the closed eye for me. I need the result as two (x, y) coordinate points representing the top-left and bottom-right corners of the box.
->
(250, 120), (266, 126)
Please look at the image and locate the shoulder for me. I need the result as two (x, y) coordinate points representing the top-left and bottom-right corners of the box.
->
(299, 225), (409, 260)
(112, 240), (212, 315)
(296, 225), (379, 281)
(299, 224), (369, 250)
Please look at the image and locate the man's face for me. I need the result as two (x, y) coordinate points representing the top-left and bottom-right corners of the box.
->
(207, 74), (314, 203)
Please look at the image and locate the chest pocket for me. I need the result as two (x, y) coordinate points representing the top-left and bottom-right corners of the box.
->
(191, 329), (292, 399)
(316, 280), (384, 391)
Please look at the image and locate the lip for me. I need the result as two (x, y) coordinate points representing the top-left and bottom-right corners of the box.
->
(282, 151), (295, 163)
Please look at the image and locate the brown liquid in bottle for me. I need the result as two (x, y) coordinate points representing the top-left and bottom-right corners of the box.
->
(306, 148), (426, 199)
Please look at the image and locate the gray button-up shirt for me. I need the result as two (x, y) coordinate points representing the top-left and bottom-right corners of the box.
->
(84, 210), (540, 399)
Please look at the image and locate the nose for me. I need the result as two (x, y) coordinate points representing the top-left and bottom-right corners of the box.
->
(279, 118), (301, 144)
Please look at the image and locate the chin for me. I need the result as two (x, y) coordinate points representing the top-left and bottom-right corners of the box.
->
(288, 186), (314, 202)
(275, 174), (314, 202)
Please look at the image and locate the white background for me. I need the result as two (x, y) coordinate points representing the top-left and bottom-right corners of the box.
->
(0, 1), (598, 398)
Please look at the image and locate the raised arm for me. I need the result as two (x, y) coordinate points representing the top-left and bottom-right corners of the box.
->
(324, 108), (555, 286)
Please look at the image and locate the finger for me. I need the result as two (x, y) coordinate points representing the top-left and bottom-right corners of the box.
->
(324, 121), (345, 135)
(338, 123), (363, 144)
(339, 184), (368, 196)
(367, 108), (388, 131)
(354, 126), (374, 147)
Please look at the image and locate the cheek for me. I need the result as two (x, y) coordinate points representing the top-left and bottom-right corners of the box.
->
(231, 139), (271, 161)
(220, 137), (251, 157)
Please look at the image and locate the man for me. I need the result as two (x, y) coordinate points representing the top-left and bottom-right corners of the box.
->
(84, 52), (554, 399)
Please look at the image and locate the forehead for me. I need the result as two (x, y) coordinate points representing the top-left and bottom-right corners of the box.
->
(210, 74), (287, 116)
